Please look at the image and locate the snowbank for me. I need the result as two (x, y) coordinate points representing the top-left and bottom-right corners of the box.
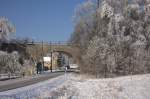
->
(0, 75), (66, 99)
(56, 74), (150, 99)
(1, 73), (150, 99)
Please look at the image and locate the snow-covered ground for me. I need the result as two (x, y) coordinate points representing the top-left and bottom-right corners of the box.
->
(55, 74), (150, 99)
(0, 75), (66, 99)
(0, 73), (150, 99)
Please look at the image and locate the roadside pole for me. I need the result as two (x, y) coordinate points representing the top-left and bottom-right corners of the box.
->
(51, 50), (53, 72)
(64, 66), (68, 98)
(50, 41), (53, 72)
(65, 66), (67, 80)
(42, 40), (44, 73)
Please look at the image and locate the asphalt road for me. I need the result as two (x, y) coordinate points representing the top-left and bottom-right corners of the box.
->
(0, 72), (64, 92)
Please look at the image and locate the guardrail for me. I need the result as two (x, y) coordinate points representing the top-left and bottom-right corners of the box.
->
(0, 73), (21, 81)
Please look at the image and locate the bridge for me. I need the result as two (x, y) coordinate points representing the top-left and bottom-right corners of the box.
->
(26, 41), (81, 68)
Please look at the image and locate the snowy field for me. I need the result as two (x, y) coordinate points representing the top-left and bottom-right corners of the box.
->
(55, 74), (150, 99)
(0, 73), (150, 99)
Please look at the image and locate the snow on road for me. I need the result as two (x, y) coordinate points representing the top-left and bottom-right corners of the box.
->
(0, 75), (66, 99)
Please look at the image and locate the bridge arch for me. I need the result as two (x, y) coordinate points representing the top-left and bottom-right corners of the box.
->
(51, 45), (80, 64)
(26, 42), (81, 67)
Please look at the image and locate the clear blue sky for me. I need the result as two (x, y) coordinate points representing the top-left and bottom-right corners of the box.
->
(0, 0), (85, 42)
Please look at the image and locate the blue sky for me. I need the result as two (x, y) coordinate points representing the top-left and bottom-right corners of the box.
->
(0, 0), (85, 42)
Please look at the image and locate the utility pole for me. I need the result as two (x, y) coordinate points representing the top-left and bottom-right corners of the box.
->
(50, 41), (52, 72)
(51, 51), (53, 72)
(42, 40), (44, 72)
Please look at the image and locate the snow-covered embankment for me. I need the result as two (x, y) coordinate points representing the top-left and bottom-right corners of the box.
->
(0, 75), (66, 99)
(56, 74), (150, 99)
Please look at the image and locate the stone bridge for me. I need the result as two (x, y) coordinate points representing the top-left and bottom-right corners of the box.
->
(26, 41), (81, 65)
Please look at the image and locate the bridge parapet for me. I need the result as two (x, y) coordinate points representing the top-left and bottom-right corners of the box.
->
(27, 41), (79, 47)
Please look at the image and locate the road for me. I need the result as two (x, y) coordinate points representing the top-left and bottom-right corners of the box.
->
(0, 72), (64, 92)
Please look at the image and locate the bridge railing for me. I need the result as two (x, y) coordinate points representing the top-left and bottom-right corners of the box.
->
(27, 41), (79, 46)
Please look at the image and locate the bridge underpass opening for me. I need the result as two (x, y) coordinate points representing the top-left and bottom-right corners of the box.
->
(43, 51), (78, 71)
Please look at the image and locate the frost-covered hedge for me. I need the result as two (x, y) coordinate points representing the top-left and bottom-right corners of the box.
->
(0, 51), (22, 75)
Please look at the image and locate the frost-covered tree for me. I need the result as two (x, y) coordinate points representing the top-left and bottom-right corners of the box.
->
(70, 0), (97, 56)
(71, 0), (150, 77)
(0, 17), (16, 41)
(0, 51), (22, 75)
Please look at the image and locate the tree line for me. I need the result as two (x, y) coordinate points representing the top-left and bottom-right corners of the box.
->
(70, 0), (150, 77)
(0, 17), (34, 76)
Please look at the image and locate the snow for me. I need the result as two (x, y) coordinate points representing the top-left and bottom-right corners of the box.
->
(0, 75), (66, 99)
(55, 74), (150, 99)
(100, 1), (114, 18)
(1, 73), (150, 99)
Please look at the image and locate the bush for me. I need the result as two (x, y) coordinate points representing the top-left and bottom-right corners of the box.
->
(0, 51), (22, 75)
